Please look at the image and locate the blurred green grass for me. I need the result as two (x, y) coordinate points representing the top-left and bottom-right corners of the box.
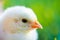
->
(4, 0), (60, 40)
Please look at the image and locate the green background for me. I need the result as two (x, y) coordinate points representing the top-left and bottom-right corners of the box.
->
(4, 0), (60, 40)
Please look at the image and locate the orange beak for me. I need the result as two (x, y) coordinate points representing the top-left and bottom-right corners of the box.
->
(31, 21), (42, 29)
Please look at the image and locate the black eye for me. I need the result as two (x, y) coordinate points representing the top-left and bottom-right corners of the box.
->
(22, 19), (28, 23)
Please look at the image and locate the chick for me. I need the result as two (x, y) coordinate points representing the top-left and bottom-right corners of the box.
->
(0, 6), (42, 40)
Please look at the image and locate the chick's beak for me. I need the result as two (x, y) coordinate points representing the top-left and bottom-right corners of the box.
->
(31, 21), (42, 29)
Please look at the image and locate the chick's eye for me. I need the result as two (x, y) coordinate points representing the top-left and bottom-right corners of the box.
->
(22, 19), (28, 23)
